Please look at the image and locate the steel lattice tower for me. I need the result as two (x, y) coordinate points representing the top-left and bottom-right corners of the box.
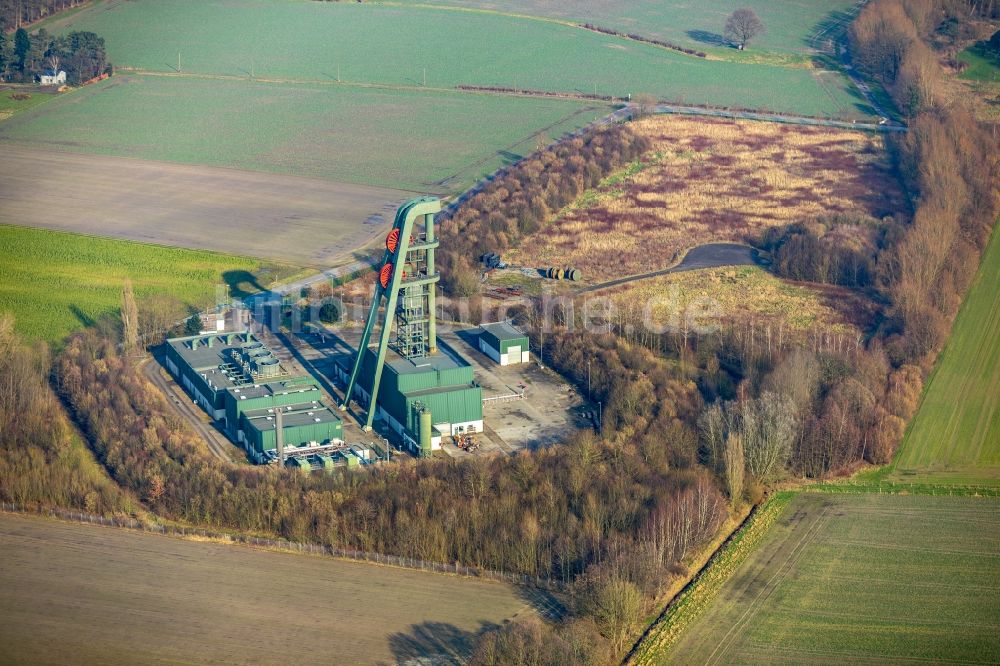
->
(341, 197), (441, 430)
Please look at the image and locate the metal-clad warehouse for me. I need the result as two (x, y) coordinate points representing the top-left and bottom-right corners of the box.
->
(223, 378), (324, 437)
(479, 322), (530, 366)
(334, 343), (483, 454)
(239, 405), (343, 458)
(163, 331), (257, 418)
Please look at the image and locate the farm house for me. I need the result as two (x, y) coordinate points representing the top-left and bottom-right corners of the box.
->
(38, 69), (66, 85)
(478, 321), (530, 366)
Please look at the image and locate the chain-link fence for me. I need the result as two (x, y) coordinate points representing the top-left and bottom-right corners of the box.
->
(0, 502), (565, 592)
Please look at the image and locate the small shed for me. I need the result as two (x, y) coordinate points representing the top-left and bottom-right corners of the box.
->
(39, 70), (67, 85)
(479, 321), (530, 366)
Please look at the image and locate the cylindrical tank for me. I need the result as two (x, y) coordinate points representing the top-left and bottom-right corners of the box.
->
(554, 268), (564, 280)
(570, 269), (580, 281)
(419, 409), (433, 458)
(546, 267), (554, 279)
(258, 358), (280, 378)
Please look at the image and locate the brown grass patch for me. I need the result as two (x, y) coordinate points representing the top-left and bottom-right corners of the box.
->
(606, 266), (870, 339)
(507, 116), (905, 281)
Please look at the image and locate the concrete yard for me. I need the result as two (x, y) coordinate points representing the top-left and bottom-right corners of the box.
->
(0, 512), (542, 665)
(440, 329), (587, 451)
(274, 324), (588, 454)
(0, 145), (414, 267)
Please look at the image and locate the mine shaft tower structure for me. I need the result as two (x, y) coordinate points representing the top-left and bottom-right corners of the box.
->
(341, 197), (442, 430)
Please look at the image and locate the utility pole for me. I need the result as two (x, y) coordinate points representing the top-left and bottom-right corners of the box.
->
(423, 67), (426, 87)
(177, 51), (181, 73)
(251, 57), (254, 78)
(598, 401), (602, 437)
(337, 64), (341, 83)
(587, 358), (591, 400)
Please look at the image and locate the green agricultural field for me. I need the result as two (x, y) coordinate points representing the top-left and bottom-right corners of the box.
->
(46, 0), (869, 120)
(0, 75), (608, 192)
(958, 43), (1000, 82)
(0, 225), (298, 345)
(391, 0), (860, 55)
(888, 226), (1000, 487)
(0, 89), (60, 120)
(659, 492), (1000, 665)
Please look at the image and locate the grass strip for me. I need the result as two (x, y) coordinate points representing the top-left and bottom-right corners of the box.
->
(628, 492), (795, 664)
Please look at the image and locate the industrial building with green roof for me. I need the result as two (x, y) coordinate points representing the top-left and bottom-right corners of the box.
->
(163, 331), (343, 464)
(478, 321), (530, 366)
(239, 404), (343, 460)
(334, 341), (482, 455)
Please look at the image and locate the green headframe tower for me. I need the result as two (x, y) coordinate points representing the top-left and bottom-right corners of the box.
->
(342, 197), (442, 430)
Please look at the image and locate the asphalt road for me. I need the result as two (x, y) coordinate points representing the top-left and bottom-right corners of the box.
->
(580, 243), (760, 294)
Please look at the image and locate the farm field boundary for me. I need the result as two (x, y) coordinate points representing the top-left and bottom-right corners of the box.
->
(627, 493), (794, 665)
(46, 0), (871, 121)
(387, 0), (862, 55)
(0, 75), (609, 193)
(0, 502), (567, 593)
(0, 510), (543, 665)
(887, 223), (1000, 487)
(640, 492), (1000, 664)
(0, 145), (413, 267)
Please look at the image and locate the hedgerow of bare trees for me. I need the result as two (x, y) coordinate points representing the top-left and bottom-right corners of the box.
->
(437, 124), (651, 296)
(0, 315), (128, 514)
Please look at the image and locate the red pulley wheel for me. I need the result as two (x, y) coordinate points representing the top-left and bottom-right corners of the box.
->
(386, 228), (400, 253)
(379, 263), (393, 289)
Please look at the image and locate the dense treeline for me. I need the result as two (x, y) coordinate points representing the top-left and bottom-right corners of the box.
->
(760, 214), (889, 289)
(438, 124), (650, 296)
(850, 0), (999, 115)
(0, 315), (128, 514)
(52, 327), (729, 659)
(0, 27), (108, 83)
(848, 0), (999, 366)
(0, 0), (83, 31)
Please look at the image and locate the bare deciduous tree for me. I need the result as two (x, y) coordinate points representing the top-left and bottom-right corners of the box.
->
(631, 92), (657, 119)
(723, 433), (745, 505)
(121, 279), (139, 353)
(742, 391), (796, 482)
(724, 8), (765, 50)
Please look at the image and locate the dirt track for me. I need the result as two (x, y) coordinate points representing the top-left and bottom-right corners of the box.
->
(0, 512), (539, 665)
(0, 145), (415, 267)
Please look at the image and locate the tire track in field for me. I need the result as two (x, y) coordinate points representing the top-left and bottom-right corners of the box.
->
(705, 503), (833, 666)
(743, 642), (995, 665)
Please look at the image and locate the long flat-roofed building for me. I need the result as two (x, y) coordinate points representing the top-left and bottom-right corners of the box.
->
(163, 331), (342, 463)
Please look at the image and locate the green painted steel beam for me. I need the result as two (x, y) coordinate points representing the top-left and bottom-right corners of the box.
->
(340, 197), (442, 431)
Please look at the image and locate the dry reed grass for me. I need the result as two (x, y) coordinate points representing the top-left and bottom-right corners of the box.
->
(608, 266), (871, 336)
(508, 115), (904, 281)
